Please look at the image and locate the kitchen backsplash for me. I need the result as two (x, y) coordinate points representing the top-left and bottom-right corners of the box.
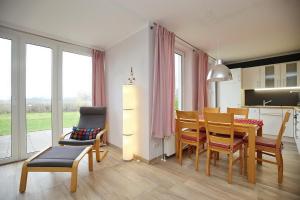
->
(244, 90), (300, 106)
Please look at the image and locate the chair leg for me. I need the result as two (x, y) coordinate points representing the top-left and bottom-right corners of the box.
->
(213, 151), (217, 166)
(70, 166), (78, 192)
(228, 153), (233, 184)
(88, 148), (93, 172)
(195, 145), (200, 171)
(179, 141), (183, 166)
(239, 147), (244, 175)
(276, 151), (284, 184)
(206, 148), (211, 176)
(19, 163), (28, 193)
(244, 143), (248, 174)
(95, 141), (101, 162)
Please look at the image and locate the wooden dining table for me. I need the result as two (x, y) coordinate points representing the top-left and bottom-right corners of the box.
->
(175, 117), (263, 184)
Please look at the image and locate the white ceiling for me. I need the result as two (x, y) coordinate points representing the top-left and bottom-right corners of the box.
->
(0, 0), (299, 62)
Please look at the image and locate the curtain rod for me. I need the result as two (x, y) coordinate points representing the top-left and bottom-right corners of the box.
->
(150, 23), (216, 60)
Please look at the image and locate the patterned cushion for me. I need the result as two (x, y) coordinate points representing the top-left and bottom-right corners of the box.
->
(255, 136), (277, 148)
(181, 133), (206, 142)
(210, 138), (243, 152)
(70, 127), (102, 140)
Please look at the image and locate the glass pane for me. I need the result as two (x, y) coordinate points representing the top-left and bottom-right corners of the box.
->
(175, 53), (182, 110)
(286, 63), (297, 87)
(265, 65), (275, 88)
(26, 44), (52, 153)
(62, 52), (92, 133)
(0, 38), (11, 159)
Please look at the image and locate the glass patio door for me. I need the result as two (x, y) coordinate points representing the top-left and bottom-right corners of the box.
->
(0, 37), (13, 162)
(25, 43), (53, 154)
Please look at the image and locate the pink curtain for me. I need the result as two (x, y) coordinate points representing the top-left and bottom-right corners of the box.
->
(193, 50), (208, 111)
(151, 25), (175, 139)
(92, 49), (106, 107)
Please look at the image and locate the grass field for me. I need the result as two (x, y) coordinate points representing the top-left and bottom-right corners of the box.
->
(0, 112), (79, 136)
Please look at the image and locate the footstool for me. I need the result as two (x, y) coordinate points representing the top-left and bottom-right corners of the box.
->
(19, 145), (93, 193)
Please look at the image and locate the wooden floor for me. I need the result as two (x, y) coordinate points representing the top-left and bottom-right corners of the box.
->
(1, 142), (300, 200)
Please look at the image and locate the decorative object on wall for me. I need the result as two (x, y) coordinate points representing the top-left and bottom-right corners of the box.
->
(207, 59), (232, 82)
(122, 68), (137, 161)
(92, 49), (106, 106)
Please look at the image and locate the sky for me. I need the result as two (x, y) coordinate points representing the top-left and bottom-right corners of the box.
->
(0, 38), (92, 101)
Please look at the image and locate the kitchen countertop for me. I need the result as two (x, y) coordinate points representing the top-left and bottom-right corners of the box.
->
(243, 105), (299, 109)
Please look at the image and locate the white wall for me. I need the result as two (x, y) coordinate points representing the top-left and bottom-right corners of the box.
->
(106, 25), (151, 160)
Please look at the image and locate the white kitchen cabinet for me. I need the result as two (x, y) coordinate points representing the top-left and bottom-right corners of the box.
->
(282, 109), (294, 137)
(260, 108), (283, 136)
(218, 68), (242, 112)
(248, 108), (260, 119)
(260, 64), (281, 88)
(280, 61), (300, 87)
(242, 66), (261, 89)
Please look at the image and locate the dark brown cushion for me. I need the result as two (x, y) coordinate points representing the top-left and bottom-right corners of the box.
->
(210, 138), (243, 152)
(255, 136), (277, 148)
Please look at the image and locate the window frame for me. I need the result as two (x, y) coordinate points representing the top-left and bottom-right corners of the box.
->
(174, 49), (184, 111)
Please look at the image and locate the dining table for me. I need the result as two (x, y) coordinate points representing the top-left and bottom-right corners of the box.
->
(175, 117), (264, 184)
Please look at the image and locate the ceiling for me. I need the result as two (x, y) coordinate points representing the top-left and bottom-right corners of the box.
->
(0, 0), (299, 62)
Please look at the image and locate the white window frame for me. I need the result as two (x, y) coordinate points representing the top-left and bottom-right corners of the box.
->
(0, 26), (93, 164)
(174, 49), (184, 110)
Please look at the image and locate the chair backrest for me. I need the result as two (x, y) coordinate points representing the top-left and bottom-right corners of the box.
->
(176, 111), (200, 142)
(276, 111), (291, 148)
(204, 112), (234, 149)
(77, 107), (106, 129)
(227, 107), (249, 119)
(203, 107), (220, 114)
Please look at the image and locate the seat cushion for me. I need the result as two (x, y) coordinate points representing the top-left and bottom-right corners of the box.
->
(181, 133), (206, 142)
(59, 139), (95, 146)
(27, 146), (87, 168)
(234, 131), (246, 138)
(210, 138), (243, 152)
(255, 136), (277, 148)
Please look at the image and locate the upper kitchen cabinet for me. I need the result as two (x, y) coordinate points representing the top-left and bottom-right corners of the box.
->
(260, 64), (281, 88)
(280, 61), (300, 87)
(242, 66), (261, 89)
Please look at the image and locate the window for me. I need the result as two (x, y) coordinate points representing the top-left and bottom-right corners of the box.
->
(25, 44), (53, 153)
(0, 38), (12, 159)
(62, 51), (92, 133)
(175, 53), (183, 110)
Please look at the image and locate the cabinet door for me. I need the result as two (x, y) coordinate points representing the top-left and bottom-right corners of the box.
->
(280, 61), (300, 87)
(242, 66), (261, 89)
(260, 108), (283, 135)
(260, 64), (281, 88)
(282, 109), (294, 137)
(248, 108), (259, 119)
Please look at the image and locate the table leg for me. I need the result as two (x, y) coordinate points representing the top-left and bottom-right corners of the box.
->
(247, 126), (256, 184)
(257, 127), (262, 165)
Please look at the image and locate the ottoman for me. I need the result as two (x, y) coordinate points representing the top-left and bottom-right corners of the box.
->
(19, 145), (93, 193)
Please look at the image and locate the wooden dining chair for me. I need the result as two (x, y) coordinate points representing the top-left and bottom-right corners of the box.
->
(204, 107), (220, 114)
(245, 111), (290, 184)
(177, 111), (206, 171)
(204, 112), (244, 183)
(227, 107), (249, 119)
(227, 107), (249, 140)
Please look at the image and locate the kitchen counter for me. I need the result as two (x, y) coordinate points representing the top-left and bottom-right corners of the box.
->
(243, 105), (298, 109)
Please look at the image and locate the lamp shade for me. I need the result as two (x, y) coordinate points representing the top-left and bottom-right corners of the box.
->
(122, 84), (137, 161)
(207, 59), (232, 82)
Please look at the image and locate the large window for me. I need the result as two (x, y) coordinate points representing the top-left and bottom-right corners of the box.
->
(0, 27), (93, 164)
(0, 38), (12, 159)
(175, 53), (183, 110)
(62, 52), (92, 133)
